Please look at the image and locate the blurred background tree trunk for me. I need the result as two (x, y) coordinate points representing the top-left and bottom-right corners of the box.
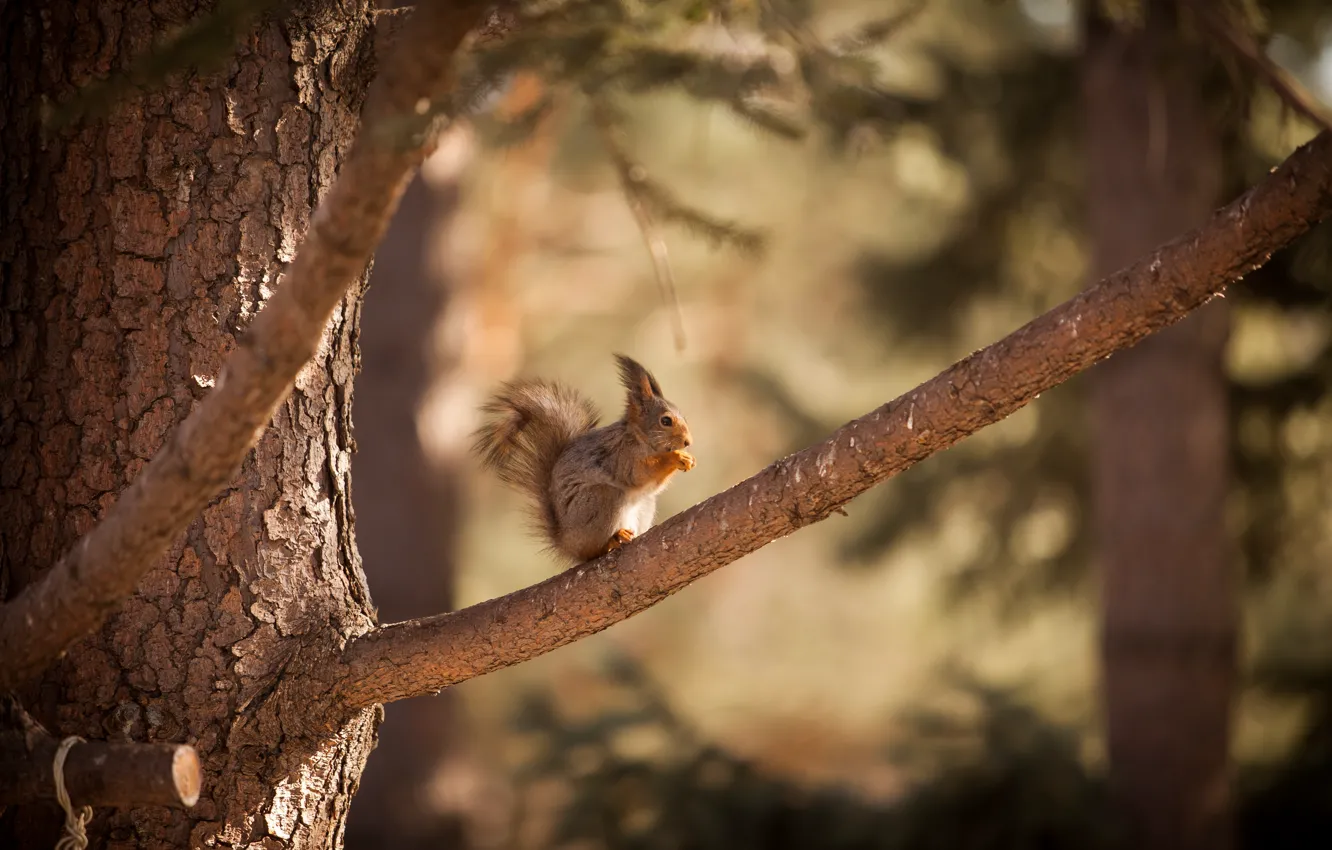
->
(345, 130), (480, 850)
(348, 4), (480, 843)
(1083, 5), (1237, 850)
(346, 66), (562, 848)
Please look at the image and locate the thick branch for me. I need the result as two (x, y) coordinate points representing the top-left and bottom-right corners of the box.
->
(0, 0), (490, 692)
(332, 130), (1332, 713)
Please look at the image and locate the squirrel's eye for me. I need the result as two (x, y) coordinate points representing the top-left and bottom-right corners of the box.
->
(659, 415), (673, 427)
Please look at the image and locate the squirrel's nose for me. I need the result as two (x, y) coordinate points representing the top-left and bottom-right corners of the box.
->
(681, 436), (692, 448)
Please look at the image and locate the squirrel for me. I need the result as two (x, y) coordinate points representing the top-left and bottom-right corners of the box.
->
(473, 354), (696, 563)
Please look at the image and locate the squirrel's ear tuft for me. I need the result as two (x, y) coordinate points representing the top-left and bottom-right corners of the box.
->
(615, 354), (662, 404)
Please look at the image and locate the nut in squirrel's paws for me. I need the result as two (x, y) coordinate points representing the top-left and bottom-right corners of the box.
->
(670, 449), (696, 472)
(606, 528), (635, 553)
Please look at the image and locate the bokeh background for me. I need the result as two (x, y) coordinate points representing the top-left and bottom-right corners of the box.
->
(345, 1), (1332, 847)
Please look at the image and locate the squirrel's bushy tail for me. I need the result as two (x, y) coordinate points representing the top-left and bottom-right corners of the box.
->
(473, 378), (600, 537)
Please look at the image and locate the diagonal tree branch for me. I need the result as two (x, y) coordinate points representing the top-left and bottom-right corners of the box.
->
(329, 130), (1332, 714)
(0, 0), (492, 693)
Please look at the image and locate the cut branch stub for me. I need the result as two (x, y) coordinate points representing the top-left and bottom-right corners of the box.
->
(0, 732), (201, 809)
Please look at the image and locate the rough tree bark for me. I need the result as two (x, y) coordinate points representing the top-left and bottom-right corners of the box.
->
(1084, 6), (1236, 849)
(0, 1), (378, 847)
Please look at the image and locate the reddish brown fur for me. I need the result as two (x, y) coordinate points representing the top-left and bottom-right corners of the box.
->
(636, 449), (695, 490)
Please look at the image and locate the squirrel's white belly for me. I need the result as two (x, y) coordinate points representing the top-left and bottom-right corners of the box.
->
(614, 505), (644, 537)
(615, 493), (657, 537)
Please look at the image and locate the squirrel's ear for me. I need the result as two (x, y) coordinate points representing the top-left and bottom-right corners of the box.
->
(615, 354), (662, 406)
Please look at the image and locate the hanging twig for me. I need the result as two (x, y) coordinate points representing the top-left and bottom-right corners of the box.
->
(830, 0), (928, 56)
(590, 98), (689, 352)
(1185, 0), (1332, 134)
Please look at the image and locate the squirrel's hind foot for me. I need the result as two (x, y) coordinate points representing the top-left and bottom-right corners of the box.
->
(605, 528), (635, 553)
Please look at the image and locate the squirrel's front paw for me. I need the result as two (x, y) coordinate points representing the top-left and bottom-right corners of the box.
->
(670, 449), (696, 472)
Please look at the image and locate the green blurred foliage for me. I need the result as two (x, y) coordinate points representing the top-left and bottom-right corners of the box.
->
(507, 657), (1118, 850)
(452, 0), (1332, 846)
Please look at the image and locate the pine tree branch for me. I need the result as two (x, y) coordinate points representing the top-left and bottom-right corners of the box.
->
(830, 0), (927, 56)
(48, 0), (286, 128)
(585, 97), (766, 253)
(1185, 0), (1332, 134)
(330, 131), (1332, 713)
(0, 0), (492, 693)
(590, 98), (689, 351)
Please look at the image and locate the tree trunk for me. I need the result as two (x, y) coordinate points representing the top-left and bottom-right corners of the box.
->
(0, 2), (379, 848)
(1083, 7), (1237, 850)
